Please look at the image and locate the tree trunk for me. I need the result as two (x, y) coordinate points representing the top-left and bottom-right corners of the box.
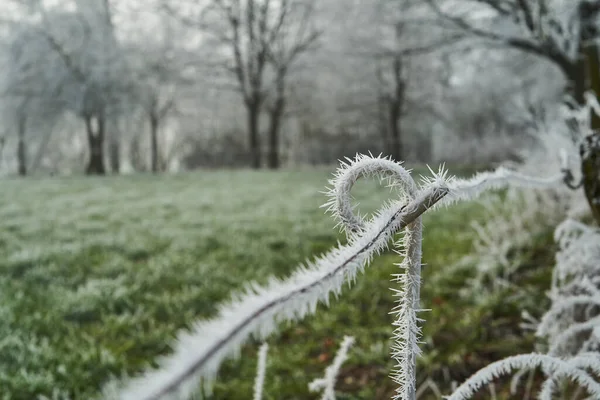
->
(387, 56), (405, 162)
(85, 114), (106, 175)
(267, 78), (285, 169)
(109, 136), (120, 174)
(30, 129), (53, 174)
(378, 97), (390, 155)
(560, 43), (600, 224)
(388, 101), (403, 162)
(582, 42), (600, 224)
(267, 104), (284, 169)
(0, 136), (5, 168)
(376, 63), (391, 155)
(559, 39), (600, 224)
(150, 114), (159, 173)
(586, 44), (600, 129)
(17, 115), (26, 176)
(129, 133), (146, 172)
(247, 102), (261, 169)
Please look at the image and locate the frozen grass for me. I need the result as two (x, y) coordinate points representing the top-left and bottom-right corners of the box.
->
(0, 167), (554, 399)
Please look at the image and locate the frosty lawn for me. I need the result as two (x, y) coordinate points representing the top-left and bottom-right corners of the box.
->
(0, 168), (553, 399)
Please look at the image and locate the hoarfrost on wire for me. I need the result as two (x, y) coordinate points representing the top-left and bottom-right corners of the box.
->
(103, 152), (600, 400)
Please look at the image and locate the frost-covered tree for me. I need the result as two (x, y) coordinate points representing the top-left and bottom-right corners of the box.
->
(0, 14), (67, 176)
(164, 0), (322, 169)
(261, 0), (321, 169)
(0, 95), (61, 176)
(426, 0), (600, 222)
(123, 6), (192, 174)
(345, 0), (463, 161)
(0, 0), (132, 175)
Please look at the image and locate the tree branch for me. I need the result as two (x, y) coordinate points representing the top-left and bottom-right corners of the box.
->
(425, 0), (575, 76)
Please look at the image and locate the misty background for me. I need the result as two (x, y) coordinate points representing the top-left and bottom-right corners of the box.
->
(0, 0), (567, 176)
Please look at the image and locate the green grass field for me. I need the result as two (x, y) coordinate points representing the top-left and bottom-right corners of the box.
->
(0, 167), (555, 399)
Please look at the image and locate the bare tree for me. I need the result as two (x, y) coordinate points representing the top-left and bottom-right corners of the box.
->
(376, 26), (407, 162)
(128, 59), (177, 174)
(426, 0), (600, 222)
(337, 0), (462, 161)
(126, 10), (189, 174)
(426, 1), (598, 103)
(39, 5), (109, 175)
(99, 0), (123, 174)
(2, 1), (131, 175)
(0, 26), (64, 177)
(0, 96), (34, 176)
(165, 0), (321, 169)
(263, 1), (320, 169)
(370, 1), (413, 162)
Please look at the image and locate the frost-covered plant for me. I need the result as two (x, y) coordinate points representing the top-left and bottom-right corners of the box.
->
(488, 93), (600, 399)
(494, 217), (600, 399)
(528, 219), (600, 397)
(467, 188), (571, 292)
(458, 216), (600, 399)
(453, 100), (586, 296)
(449, 353), (600, 400)
(105, 154), (579, 400)
(250, 336), (356, 400)
(308, 336), (355, 400)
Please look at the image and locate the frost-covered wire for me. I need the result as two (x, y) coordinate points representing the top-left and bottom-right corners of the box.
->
(326, 156), (426, 400)
(322, 154), (417, 236)
(253, 343), (269, 400)
(390, 223), (423, 400)
(104, 153), (574, 400)
(440, 166), (564, 207)
(308, 336), (355, 400)
(105, 154), (449, 400)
